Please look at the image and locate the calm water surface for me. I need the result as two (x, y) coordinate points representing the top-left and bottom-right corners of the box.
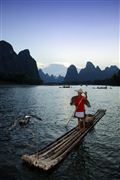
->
(0, 85), (120, 180)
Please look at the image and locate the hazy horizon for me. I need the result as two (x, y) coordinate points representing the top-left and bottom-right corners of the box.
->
(0, 0), (119, 69)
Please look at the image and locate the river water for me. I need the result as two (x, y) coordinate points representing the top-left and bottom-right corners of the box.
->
(0, 85), (120, 180)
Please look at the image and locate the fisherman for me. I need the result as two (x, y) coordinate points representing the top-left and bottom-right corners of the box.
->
(70, 88), (90, 131)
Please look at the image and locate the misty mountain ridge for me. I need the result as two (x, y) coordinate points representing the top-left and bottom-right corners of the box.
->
(39, 61), (119, 84)
(64, 61), (119, 84)
(42, 64), (67, 76)
(41, 62), (119, 78)
(39, 69), (64, 83)
(0, 40), (119, 85)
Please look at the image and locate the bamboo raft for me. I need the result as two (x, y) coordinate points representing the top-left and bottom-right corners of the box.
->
(21, 109), (106, 171)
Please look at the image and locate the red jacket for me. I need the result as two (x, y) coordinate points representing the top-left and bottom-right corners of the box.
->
(71, 95), (85, 112)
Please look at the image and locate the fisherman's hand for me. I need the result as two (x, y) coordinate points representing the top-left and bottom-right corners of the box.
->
(84, 91), (87, 95)
(84, 91), (87, 98)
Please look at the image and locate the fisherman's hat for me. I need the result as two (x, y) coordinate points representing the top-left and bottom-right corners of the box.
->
(75, 88), (84, 94)
(75, 88), (87, 97)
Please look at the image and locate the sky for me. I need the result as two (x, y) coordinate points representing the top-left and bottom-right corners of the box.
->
(0, 0), (119, 69)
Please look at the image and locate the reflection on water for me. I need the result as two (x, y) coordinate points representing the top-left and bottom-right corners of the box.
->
(0, 85), (120, 180)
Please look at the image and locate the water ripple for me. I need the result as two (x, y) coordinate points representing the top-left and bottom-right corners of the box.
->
(0, 85), (120, 180)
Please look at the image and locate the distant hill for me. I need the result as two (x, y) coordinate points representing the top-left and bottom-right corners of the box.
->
(42, 64), (67, 76)
(0, 40), (42, 84)
(78, 61), (119, 82)
(78, 62), (102, 81)
(39, 61), (119, 84)
(1, 40), (119, 85)
(64, 62), (119, 84)
(93, 70), (120, 86)
(64, 64), (79, 84)
(39, 69), (64, 84)
(110, 70), (120, 86)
